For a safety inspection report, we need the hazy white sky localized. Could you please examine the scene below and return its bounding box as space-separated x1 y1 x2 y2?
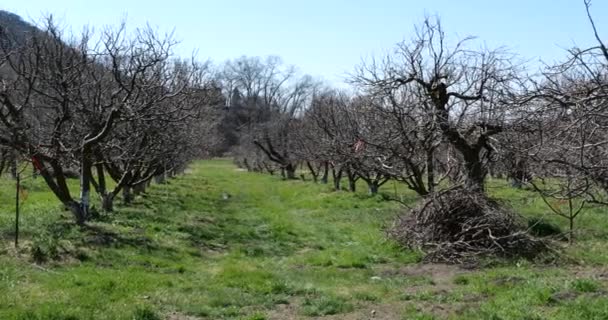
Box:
2 0 607 85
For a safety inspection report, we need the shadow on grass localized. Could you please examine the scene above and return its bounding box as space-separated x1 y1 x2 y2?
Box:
81 224 159 251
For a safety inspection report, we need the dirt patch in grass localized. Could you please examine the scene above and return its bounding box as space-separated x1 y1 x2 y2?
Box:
267 301 404 320
548 290 580 304
266 303 299 320
572 266 608 281
324 303 403 320
267 301 475 320
491 275 525 286
406 301 475 319
166 311 203 320
395 263 467 281
380 263 470 293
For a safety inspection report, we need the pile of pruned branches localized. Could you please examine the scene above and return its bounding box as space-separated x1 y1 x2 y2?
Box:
388 188 549 264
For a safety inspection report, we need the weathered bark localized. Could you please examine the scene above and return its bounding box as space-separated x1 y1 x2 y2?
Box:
34 156 87 225
98 161 133 212
432 86 494 193
77 110 121 216
462 150 487 192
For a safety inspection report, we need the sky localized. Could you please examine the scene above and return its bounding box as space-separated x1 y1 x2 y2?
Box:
2 0 607 85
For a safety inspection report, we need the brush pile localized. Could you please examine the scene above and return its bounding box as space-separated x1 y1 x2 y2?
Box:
388 188 548 263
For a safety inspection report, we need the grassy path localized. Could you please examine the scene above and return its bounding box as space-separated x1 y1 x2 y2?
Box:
1 159 608 319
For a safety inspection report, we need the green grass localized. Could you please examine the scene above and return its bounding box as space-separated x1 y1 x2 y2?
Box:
0 159 607 319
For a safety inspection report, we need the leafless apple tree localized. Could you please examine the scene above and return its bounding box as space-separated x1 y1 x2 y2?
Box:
0 18 218 224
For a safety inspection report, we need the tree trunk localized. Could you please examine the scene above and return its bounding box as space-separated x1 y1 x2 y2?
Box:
79 151 92 221
434 93 488 194
102 194 114 212
167 170 175 178
320 162 329 184
349 178 357 192
133 182 146 195
285 164 296 180
463 154 486 192
426 148 435 193
243 158 251 171
367 182 379 195
9 154 17 180
569 215 574 245
306 161 318 183
154 173 166 184
123 186 133 205
96 163 106 194
36 158 83 224
346 169 357 192
0 150 6 176
263 162 275 175
68 201 86 226
332 167 343 191
95 163 114 212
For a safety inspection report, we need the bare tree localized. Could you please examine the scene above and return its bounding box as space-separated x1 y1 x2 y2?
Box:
0 17 207 223
354 17 521 193
516 0 608 241
248 74 318 179
305 89 359 190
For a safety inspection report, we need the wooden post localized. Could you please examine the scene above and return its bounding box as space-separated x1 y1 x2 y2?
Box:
15 172 20 248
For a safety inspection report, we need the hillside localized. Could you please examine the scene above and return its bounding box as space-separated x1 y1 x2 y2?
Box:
0 159 607 319
0 10 37 47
